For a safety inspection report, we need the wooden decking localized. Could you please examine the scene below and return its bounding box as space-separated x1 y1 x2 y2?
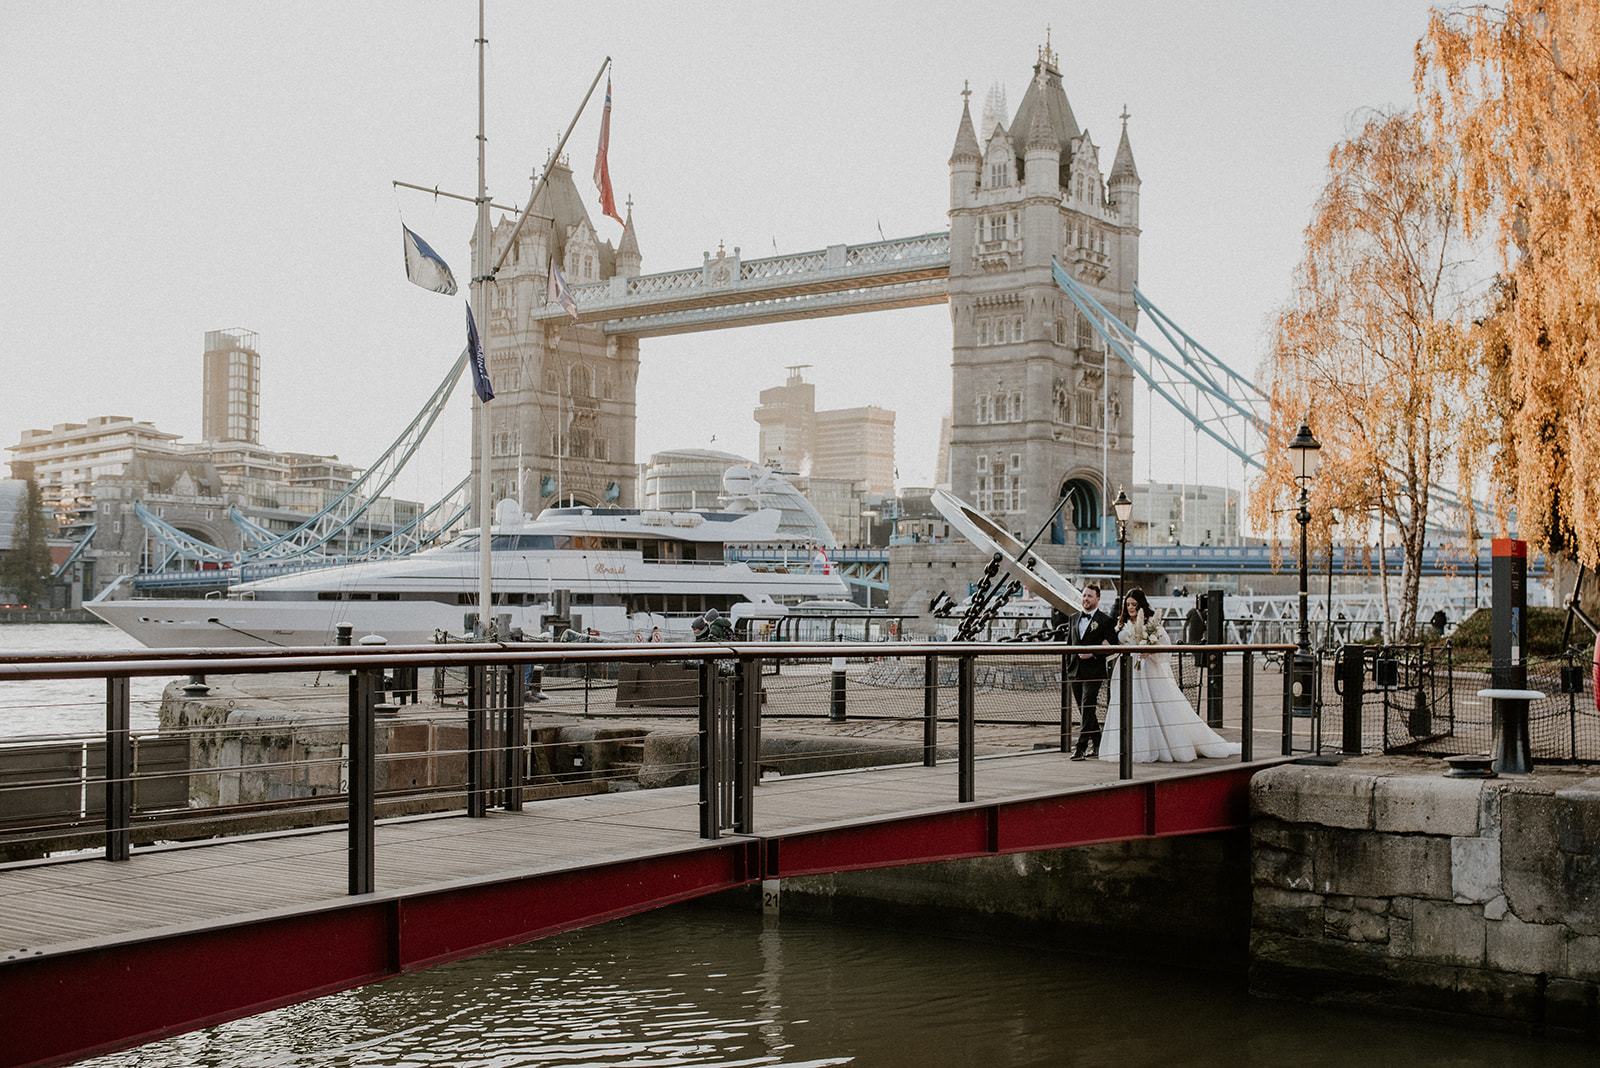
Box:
0 745 1260 959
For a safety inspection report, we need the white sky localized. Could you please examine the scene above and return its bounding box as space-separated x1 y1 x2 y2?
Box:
0 1 1446 508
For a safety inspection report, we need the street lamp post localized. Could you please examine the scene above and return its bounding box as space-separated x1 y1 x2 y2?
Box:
1112 488 1133 597
1287 423 1322 737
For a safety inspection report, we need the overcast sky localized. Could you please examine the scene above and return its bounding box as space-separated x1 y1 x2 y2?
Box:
0 1 1452 508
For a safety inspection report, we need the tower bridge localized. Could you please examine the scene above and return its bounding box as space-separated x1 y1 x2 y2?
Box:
530 232 951 337
478 39 1143 538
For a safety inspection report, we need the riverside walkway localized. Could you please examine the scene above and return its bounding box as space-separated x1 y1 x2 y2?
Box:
0 641 1295 1067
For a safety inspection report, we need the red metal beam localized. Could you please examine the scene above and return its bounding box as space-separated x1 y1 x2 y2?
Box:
0 764 1274 1068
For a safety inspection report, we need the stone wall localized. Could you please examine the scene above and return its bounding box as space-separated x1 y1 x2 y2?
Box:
749 831 1251 972
1251 760 1600 1036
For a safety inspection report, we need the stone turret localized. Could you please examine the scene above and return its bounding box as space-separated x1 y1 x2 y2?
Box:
1023 86 1059 199
615 200 641 278
1108 113 1140 226
949 85 982 211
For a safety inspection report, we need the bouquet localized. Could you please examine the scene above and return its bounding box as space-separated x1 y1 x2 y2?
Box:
1126 609 1165 646
1125 610 1166 667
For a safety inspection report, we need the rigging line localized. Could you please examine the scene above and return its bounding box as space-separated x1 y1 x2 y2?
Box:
206 619 291 648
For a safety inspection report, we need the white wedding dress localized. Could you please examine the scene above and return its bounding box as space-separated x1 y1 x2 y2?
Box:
1098 617 1241 763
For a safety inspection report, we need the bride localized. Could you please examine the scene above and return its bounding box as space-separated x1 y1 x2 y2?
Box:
1099 588 1242 763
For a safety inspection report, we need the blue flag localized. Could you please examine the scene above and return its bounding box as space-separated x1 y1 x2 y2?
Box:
466 303 494 402
401 225 458 295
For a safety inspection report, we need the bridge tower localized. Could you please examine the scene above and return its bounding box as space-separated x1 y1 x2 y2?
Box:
469 157 641 511
946 41 1138 546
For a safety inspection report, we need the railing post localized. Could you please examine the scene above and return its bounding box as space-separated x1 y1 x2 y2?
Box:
1059 652 1072 753
1204 589 1225 728
502 662 525 812
698 658 718 839
1206 644 1225 729
348 667 377 895
1282 653 1295 756
923 654 938 767
105 676 132 863
1119 650 1134 781
467 664 487 818
958 655 974 803
1240 650 1254 762
830 656 847 721
734 656 760 834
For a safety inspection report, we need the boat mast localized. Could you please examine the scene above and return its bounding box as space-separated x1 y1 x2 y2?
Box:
473 0 493 631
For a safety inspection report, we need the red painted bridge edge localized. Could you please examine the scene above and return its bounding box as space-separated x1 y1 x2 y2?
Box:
0 761 1272 1068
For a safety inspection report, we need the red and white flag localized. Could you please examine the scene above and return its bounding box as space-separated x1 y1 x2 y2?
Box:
593 77 623 227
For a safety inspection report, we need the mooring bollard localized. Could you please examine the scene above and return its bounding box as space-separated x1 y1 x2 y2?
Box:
335 621 354 675
1480 687 1543 776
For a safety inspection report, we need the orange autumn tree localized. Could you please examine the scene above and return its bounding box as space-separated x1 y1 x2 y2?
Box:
1252 110 1486 640
1418 2 1600 566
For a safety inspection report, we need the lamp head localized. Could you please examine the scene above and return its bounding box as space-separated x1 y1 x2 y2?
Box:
1287 423 1322 483
1112 487 1133 525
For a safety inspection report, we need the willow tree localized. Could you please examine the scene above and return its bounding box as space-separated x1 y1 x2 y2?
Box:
1418 2 1600 564
1252 110 1485 640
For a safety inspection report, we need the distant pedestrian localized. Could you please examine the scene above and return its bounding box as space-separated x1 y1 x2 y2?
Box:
1430 608 1447 637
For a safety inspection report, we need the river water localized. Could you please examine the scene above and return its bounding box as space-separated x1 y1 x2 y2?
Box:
0 623 168 739
8 623 1594 1065
75 906 1591 1067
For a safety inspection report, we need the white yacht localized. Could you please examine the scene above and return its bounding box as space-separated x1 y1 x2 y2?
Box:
88 495 847 648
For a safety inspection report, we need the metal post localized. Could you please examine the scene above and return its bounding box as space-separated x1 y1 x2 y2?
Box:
830 656 847 721
1341 646 1365 754
1118 523 1128 597
1205 589 1224 728
105 676 132 863
1118 649 1134 780
1293 486 1317 728
467 664 487 818
1240 651 1254 762
923 654 938 767
698 658 718 839
502 663 524 811
958 656 975 803
1060 652 1073 753
734 657 760 834
348 668 377 895
1282 655 1295 756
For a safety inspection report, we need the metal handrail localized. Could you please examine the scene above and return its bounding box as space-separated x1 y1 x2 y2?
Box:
1 641 1297 894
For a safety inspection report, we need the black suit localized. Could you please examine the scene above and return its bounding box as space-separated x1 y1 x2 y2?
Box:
1066 607 1120 756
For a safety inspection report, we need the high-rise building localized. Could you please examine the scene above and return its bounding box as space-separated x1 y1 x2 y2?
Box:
946 42 1139 545
754 366 816 474
202 328 261 444
814 406 894 494
753 367 895 494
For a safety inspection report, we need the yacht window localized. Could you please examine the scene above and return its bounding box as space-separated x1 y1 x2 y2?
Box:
317 592 340 601
489 534 558 551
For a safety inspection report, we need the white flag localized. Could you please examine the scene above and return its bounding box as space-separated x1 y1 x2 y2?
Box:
402 225 458 295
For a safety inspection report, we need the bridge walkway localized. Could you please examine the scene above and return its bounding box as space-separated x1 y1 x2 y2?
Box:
0 745 1284 1068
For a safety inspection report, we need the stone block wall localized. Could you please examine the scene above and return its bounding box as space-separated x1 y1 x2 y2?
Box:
1251 761 1600 1036
759 831 1251 972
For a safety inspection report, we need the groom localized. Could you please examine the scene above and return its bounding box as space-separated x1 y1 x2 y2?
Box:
1065 582 1120 760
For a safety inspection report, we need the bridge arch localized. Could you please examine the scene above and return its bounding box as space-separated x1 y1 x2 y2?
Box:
1052 477 1102 547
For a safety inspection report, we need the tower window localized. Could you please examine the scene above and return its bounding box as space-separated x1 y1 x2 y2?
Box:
989 162 1010 187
